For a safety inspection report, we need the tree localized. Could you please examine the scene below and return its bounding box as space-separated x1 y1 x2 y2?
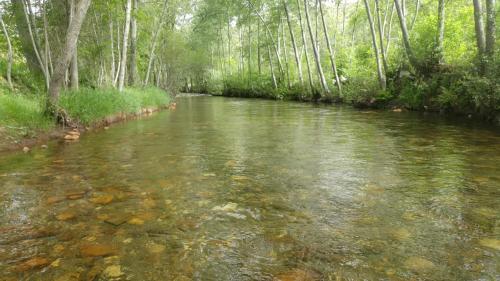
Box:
435 0 445 64
118 0 132 92
284 0 304 86
303 0 329 95
364 0 386 89
0 12 13 90
48 0 92 110
394 0 417 69
129 0 138 85
319 0 341 93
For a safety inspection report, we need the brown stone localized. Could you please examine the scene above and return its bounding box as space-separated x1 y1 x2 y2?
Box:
56 211 76 221
66 191 86 200
80 243 116 257
90 194 114 205
64 134 80 141
15 257 50 272
47 196 66 204
273 269 320 281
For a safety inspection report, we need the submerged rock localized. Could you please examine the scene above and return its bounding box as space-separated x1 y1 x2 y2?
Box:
56 211 76 221
128 218 145 225
15 257 51 272
90 194 114 205
273 269 320 281
22 147 30 153
212 202 238 212
404 257 435 272
80 243 116 257
479 239 500 251
104 265 123 278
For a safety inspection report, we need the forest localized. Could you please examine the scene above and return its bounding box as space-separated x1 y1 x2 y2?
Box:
0 0 499 137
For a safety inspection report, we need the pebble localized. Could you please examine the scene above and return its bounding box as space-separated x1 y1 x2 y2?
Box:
90 194 114 205
41 145 48 149
104 265 123 278
80 243 116 257
404 257 435 272
22 147 30 153
479 239 500 251
128 218 145 225
56 211 76 221
15 257 50 272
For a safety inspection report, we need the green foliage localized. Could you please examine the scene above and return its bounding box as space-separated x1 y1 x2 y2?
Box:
0 94 53 134
59 87 171 125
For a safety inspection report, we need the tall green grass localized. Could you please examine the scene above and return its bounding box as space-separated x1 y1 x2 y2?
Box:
59 87 171 125
0 94 53 134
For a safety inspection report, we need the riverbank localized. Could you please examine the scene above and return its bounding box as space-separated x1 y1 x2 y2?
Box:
203 70 500 125
0 87 172 153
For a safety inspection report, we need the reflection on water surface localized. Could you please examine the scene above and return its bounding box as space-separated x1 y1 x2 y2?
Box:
0 96 499 280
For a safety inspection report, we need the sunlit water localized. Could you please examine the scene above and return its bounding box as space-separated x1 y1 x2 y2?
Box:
1 95 499 281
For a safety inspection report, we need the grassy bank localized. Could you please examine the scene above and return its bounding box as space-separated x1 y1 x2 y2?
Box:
204 69 499 123
0 87 171 151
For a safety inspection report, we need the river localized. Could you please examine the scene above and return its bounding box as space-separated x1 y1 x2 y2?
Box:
1 95 499 280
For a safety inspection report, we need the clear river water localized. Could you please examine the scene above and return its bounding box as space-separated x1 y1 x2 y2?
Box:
0 95 499 281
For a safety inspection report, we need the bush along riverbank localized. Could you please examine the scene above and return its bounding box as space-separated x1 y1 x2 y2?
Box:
0 87 173 153
197 66 500 124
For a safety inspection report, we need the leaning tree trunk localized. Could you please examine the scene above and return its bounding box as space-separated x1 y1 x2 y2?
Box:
304 0 330 95
435 0 445 64
296 0 314 90
118 0 132 92
365 0 386 90
48 0 92 111
145 0 168 86
284 0 304 86
0 13 13 90
267 44 278 89
319 0 341 94
374 0 389 75
129 0 138 85
394 0 417 69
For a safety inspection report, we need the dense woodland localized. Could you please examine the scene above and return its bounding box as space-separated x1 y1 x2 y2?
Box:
0 0 498 128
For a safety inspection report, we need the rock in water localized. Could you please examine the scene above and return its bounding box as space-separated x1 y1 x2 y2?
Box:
56 211 76 221
479 239 500 251
404 257 435 272
64 134 79 141
15 257 50 272
273 269 320 281
80 244 116 257
104 265 123 278
90 194 114 205
22 147 30 153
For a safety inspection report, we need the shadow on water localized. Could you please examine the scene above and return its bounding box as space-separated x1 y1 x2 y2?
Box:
0 96 499 280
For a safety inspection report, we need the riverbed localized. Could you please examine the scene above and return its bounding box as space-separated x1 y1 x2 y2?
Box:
1 95 499 280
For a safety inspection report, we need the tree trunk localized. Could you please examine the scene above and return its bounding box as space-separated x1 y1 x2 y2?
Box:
374 0 389 75
364 0 386 89
110 21 116 85
435 0 445 64
118 0 132 92
69 0 79 90
319 0 341 94
304 0 329 94
296 0 314 90
48 0 91 110
21 0 50 90
394 0 417 69
129 0 138 85
473 0 486 58
485 0 496 58
145 0 168 85
247 0 285 76
284 0 304 86
410 0 420 31
0 13 13 90
267 44 278 89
